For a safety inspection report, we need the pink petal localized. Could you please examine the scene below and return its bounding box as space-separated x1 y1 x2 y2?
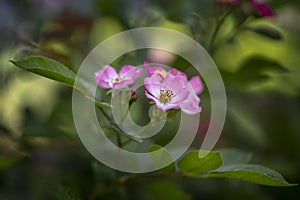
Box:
119 65 135 76
144 82 162 98
171 88 190 104
144 74 166 98
131 68 143 81
120 65 143 81
145 91 158 102
157 102 180 111
144 74 182 111
189 76 204 95
180 82 202 115
251 1 274 17
181 100 202 115
144 61 166 75
149 73 163 83
94 65 118 88
163 74 188 95
113 79 134 89
170 68 187 79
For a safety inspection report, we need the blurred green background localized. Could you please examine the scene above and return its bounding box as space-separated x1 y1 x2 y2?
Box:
0 0 300 199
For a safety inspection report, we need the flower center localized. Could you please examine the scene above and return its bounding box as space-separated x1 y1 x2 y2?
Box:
114 77 121 82
159 89 174 104
154 70 168 78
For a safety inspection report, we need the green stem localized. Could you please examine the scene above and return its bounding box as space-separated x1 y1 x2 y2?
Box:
97 172 209 198
208 10 233 55
97 106 123 148
98 107 112 122
117 133 122 148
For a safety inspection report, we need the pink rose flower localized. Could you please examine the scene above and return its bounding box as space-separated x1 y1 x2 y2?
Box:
144 61 203 114
216 0 274 17
95 65 143 89
144 73 190 112
251 0 273 17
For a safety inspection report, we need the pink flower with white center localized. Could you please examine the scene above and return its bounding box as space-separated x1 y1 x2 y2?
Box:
144 74 190 112
95 65 143 89
144 61 203 114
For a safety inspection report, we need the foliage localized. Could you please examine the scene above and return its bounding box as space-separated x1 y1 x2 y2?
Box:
1 0 300 199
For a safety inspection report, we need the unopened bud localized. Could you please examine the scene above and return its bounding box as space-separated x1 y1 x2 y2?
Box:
129 90 138 105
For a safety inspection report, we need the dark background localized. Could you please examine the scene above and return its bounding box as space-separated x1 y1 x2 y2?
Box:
0 0 300 199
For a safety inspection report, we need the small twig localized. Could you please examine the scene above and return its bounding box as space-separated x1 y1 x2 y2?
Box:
97 106 123 148
97 107 112 122
117 133 122 148
208 10 233 54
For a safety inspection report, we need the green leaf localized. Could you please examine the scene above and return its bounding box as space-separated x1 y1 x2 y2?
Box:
85 95 111 108
240 56 288 74
218 148 252 167
10 55 84 92
222 56 289 91
178 150 223 175
11 56 111 108
0 156 22 170
237 56 288 83
208 164 296 187
150 145 175 173
247 26 282 40
148 181 191 200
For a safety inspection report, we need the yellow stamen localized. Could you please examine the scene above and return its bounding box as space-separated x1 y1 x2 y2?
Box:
154 70 168 78
159 89 173 104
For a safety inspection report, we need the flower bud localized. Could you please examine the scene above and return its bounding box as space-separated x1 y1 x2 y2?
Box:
129 90 138 105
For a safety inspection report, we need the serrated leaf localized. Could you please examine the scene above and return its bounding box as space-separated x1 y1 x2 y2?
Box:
10 55 84 92
208 164 296 187
178 150 223 175
150 145 175 173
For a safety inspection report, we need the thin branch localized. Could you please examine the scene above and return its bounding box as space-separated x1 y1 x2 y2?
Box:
97 107 112 122
208 10 233 54
97 107 123 148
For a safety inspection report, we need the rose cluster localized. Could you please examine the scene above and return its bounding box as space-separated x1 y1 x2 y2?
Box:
94 62 203 115
216 0 273 17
